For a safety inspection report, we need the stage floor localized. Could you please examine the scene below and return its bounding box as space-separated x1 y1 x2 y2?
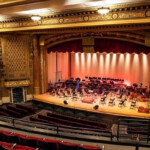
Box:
34 93 150 119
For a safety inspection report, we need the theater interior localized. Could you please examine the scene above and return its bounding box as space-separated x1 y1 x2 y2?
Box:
0 0 150 150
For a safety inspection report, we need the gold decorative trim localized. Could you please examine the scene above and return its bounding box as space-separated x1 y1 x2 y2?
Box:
44 32 147 49
5 80 30 88
0 8 150 32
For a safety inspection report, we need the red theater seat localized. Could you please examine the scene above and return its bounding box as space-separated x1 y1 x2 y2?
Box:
59 142 78 150
38 139 58 150
18 136 38 147
13 145 35 150
79 145 101 150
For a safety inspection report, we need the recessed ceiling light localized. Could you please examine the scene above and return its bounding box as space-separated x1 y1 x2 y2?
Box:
31 15 41 21
97 8 110 15
0 15 10 22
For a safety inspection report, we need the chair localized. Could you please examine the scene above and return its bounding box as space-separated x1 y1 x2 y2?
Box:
108 98 115 106
38 140 58 150
78 145 101 150
59 142 78 150
100 97 106 105
130 101 136 109
1 133 19 143
19 136 38 147
0 145 9 150
118 99 127 107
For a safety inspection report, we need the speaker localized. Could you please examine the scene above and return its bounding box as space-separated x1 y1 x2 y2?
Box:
93 105 99 110
63 100 68 105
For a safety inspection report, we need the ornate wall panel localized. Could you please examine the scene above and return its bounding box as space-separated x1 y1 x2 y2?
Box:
2 35 30 80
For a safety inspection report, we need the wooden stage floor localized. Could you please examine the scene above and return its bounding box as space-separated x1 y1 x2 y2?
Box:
34 93 150 119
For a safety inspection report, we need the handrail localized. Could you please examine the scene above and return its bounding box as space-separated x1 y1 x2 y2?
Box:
118 118 149 122
0 114 150 144
0 115 113 141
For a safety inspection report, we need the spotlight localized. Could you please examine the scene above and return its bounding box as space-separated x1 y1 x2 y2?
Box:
63 100 68 105
93 105 99 110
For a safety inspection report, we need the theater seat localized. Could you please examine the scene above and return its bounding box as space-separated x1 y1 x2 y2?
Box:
38 139 58 150
0 145 9 150
59 142 78 150
19 136 38 147
1 133 19 143
78 145 101 150
14 144 36 150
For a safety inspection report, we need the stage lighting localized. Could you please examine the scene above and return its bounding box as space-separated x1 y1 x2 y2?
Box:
93 105 99 110
63 100 68 105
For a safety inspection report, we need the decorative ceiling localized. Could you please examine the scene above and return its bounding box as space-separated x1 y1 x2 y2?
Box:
0 0 149 21
0 0 150 49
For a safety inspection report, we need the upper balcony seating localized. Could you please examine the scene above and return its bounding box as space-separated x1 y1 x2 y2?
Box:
0 130 102 150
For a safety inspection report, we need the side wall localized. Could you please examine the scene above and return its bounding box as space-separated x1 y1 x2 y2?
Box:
0 35 34 103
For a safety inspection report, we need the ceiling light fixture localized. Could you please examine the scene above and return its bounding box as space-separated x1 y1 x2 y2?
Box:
97 7 110 15
31 15 41 21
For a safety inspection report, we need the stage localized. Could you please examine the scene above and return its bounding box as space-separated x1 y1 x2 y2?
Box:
34 93 150 119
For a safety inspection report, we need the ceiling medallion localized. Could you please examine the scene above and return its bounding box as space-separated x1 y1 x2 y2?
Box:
145 10 150 17
112 13 118 19
59 18 64 23
83 16 89 21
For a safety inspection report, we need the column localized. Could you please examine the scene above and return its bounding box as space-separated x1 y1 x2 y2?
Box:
40 36 48 93
33 36 40 95
40 45 45 93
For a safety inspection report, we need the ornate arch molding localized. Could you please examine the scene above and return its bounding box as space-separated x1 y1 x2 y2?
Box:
44 32 148 49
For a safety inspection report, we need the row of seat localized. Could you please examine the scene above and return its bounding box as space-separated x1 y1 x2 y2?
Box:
35 114 108 131
0 141 35 150
0 104 34 118
30 111 110 132
0 130 101 150
47 112 107 129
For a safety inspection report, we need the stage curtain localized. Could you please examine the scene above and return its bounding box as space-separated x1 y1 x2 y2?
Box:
71 53 150 86
48 52 69 83
48 40 82 53
48 38 150 54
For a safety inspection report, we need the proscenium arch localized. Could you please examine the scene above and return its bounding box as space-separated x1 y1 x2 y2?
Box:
43 31 149 51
